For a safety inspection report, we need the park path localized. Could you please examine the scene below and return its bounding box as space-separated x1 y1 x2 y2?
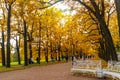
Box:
0 62 99 80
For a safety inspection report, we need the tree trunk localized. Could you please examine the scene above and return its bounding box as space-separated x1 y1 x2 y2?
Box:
58 42 61 61
37 23 42 64
1 29 5 66
28 33 32 58
29 43 32 58
99 38 110 61
6 4 12 68
55 43 57 61
45 41 48 62
16 35 21 65
37 42 41 64
23 20 28 66
45 25 49 62
50 41 53 60
99 18 118 61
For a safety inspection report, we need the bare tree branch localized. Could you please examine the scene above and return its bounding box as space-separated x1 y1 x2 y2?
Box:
4 0 16 11
76 0 96 15
90 0 100 17
101 0 105 18
107 5 116 26
4 0 9 10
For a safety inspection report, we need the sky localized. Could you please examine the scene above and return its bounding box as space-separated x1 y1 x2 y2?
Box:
53 2 76 15
54 2 70 11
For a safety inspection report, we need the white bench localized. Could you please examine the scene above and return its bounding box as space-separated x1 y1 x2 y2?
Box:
71 60 103 77
72 60 101 69
103 71 120 79
107 61 120 72
71 60 120 79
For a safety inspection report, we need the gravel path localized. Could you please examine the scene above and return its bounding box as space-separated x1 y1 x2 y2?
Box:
0 62 99 80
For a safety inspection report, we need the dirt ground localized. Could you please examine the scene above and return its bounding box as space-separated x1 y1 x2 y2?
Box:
0 62 100 80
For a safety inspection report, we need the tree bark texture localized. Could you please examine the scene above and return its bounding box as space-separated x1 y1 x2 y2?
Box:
1 30 5 66
16 36 21 65
6 4 12 68
23 20 28 66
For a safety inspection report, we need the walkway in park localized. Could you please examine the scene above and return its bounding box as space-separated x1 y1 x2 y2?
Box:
0 62 99 80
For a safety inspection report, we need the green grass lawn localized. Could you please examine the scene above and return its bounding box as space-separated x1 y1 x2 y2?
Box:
0 60 46 66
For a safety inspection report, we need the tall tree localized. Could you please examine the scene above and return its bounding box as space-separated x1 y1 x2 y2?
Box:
1 29 5 66
0 0 6 66
76 0 118 61
115 0 120 37
4 0 15 67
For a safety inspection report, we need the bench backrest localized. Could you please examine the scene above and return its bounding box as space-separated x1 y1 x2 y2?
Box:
73 60 101 70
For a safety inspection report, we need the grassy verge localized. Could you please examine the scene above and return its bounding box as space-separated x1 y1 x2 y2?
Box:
0 60 67 73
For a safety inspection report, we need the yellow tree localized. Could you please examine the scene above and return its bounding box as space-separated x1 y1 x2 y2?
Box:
4 0 16 67
109 12 119 51
75 0 118 61
39 7 63 62
115 0 120 36
0 0 6 66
